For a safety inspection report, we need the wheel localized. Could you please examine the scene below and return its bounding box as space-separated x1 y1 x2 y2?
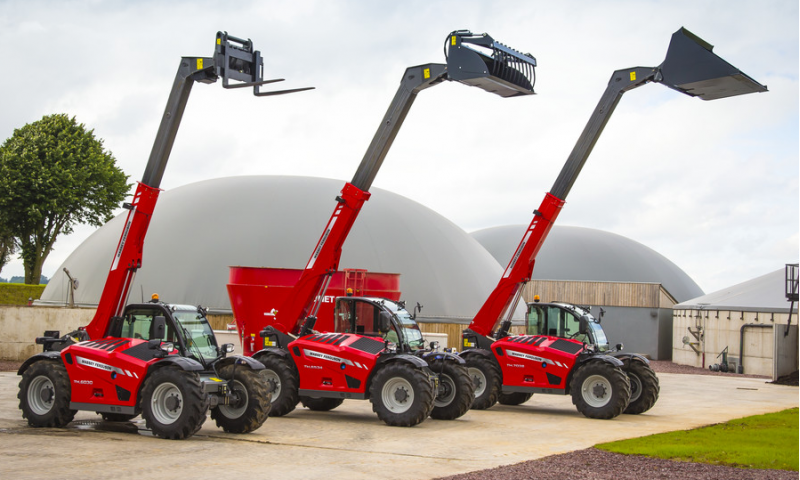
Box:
18 361 76 428
210 365 271 433
464 356 501 410
623 361 660 415
498 392 533 406
99 413 138 422
300 396 344 411
428 360 475 420
570 361 631 419
369 363 434 427
255 354 299 417
141 367 208 440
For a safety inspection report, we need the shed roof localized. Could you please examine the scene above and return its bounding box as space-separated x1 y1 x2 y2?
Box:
676 269 798 313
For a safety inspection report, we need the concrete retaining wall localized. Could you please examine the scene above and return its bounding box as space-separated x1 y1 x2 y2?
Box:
0 305 95 361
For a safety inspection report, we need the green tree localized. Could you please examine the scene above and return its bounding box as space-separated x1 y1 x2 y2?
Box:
0 114 130 284
0 233 15 274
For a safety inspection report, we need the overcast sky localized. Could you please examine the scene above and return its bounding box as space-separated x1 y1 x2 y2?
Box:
1 0 797 294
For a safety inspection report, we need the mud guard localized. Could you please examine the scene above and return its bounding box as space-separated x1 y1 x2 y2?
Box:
419 350 465 365
17 351 62 375
149 356 205 372
215 355 265 371
608 352 650 366
458 348 494 362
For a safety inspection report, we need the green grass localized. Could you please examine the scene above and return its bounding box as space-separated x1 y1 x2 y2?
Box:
0 283 46 305
597 408 799 471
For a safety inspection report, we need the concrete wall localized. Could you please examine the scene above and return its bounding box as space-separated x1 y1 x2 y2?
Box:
672 308 797 379
0 305 95 361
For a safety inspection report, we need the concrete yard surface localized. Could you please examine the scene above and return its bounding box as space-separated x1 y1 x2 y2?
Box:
0 372 796 480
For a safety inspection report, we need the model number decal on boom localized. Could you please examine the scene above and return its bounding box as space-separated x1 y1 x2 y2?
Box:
505 350 566 369
302 349 368 369
76 356 139 378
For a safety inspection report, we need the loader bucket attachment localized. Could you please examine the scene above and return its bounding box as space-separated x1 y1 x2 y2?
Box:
657 27 767 100
445 30 536 97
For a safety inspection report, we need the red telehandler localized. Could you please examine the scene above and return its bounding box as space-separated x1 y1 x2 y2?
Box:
243 30 537 426
17 32 311 439
460 28 767 419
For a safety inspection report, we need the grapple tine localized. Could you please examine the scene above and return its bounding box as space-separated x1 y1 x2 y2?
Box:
657 27 767 100
445 31 537 97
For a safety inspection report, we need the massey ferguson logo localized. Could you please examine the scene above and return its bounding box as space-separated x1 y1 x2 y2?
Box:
302 349 367 369
76 356 139 378
506 350 566 369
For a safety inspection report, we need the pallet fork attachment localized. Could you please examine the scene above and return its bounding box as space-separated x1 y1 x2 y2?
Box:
215 31 314 96
85 31 312 340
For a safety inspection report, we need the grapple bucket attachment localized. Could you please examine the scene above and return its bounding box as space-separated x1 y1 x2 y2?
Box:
446 30 536 97
657 27 767 100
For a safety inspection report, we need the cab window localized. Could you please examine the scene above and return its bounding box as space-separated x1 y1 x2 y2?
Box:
120 309 176 342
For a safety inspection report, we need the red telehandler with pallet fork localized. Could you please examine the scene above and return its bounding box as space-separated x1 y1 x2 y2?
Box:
460 27 767 419
243 30 537 426
17 32 311 439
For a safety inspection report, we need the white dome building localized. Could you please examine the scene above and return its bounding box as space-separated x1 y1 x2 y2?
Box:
42 176 514 330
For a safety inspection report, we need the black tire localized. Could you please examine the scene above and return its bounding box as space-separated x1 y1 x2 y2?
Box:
498 392 533 406
369 363 435 427
428 360 475 420
256 354 299 417
18 361 76 428
210 365 271 433
141 367 208 440
300 396 344 411
570 361 631 420
464 356 502 410
99 413 138 422
623 361 660 415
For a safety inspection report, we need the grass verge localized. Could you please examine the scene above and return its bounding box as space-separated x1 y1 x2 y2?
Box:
0 283 45 305
597 408 799 471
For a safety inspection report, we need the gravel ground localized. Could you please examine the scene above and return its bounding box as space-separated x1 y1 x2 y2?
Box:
3 358 796 479
434 360 797 480
433 448 798 480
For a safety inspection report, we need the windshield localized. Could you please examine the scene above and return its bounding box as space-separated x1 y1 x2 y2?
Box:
394 309 425 350
172 308 218 361
587 321 609 351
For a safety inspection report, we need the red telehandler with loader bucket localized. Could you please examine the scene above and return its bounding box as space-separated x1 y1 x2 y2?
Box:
235 30 537 426
17 32 312 439
460 27 767 419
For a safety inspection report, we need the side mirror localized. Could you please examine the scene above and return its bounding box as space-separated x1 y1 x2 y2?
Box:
579 315 590 335
151 315 166 340
378 311 392 333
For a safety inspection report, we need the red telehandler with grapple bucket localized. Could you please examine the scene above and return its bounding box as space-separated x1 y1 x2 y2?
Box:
460 27 767 419
17 32 311 439
238 30 537 426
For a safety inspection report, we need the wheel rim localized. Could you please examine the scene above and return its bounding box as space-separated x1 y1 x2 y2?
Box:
627 372 642 403
28 376 55 415
468 367 486 398
217 379 248 419
151 382 183 425
581 374 612 408
261 369 281 403
434 373 456 407
381 377 414 414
